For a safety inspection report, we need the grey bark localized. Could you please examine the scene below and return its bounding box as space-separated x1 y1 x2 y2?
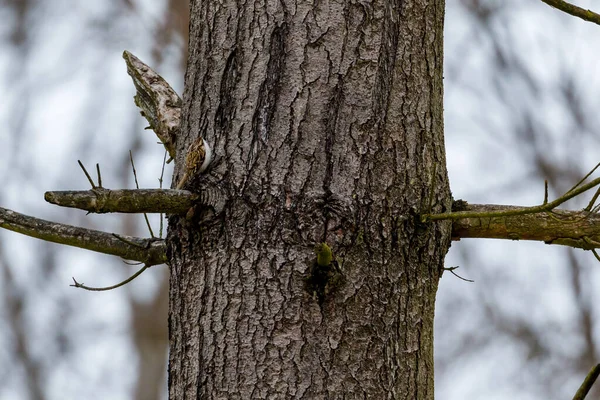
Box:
168 0 450 398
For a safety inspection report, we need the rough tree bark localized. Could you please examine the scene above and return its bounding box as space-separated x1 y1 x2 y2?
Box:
167 0 450 398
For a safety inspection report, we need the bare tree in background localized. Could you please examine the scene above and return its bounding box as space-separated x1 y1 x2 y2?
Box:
3 0 600 399
0 0 189 399
437 1 600 399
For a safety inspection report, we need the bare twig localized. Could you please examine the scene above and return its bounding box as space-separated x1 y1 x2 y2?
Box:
0 206 166 265
129 150 154 237
96 163 102 188
159 150 167 238
586 187 600 212
159 150 167 189
573 363 600 400
71 264 149 291
567 162 600 195
424 166 600 222
78 160 97 188
540 0 600 26
443 266 474 283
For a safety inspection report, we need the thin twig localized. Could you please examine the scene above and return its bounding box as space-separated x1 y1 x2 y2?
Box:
78 160 96 188
129 150 154 238
544 180 549 205
443 266 474 283
70 264 149 291
591 249 600 263
540 0 600 26
586 186 600 212
583 238 600 261
424 166 600 221
567 162 600 195
96 163 102 188
573 363 600 400
159 150 167 238
543 209 587 225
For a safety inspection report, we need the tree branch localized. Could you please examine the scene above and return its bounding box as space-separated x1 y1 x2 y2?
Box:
424 173 600 222
123 50 180 162
452 204 600 250
540 0 600 25
0 206 167 265
45 188 198 214
573 363 600 400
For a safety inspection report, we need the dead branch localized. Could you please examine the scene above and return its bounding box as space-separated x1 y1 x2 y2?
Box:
129 150 155 237
0 206 166 265
44 189 198 214
452 204 600 250
123 50 180 162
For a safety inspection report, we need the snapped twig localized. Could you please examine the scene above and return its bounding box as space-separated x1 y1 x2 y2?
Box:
96 163 102 188
586 188 600 212
567 162 600 195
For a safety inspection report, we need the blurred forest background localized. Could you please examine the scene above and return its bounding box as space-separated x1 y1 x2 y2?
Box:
1 0 600 399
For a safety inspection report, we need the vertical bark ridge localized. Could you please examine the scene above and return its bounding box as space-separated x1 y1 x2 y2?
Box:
248 24 286 174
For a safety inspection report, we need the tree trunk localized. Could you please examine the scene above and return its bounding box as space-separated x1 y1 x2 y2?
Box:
167 0 450 398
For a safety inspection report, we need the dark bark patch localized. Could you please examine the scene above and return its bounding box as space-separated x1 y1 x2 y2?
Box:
215 48 238 133
323 78 343 195
372 0 404 129
305 260 345 306
248 24 287 167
